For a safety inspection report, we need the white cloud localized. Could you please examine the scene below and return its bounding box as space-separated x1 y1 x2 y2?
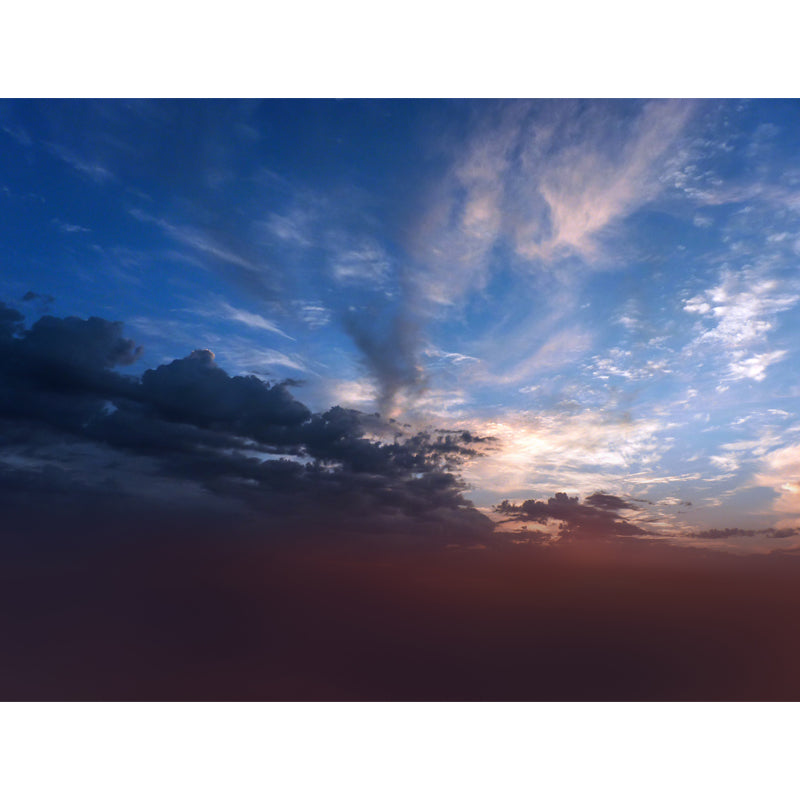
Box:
237 347 307 373
330 240 392 286
187 299 293 341
53 219 91 234
684 267 798 383
263 211 312 247
216 301 294 340
727 350 787 382
423 346 480 366
684 271 798 350
710 454 739 473
589 348 672 382
754 441 800 527
294 302 331 329
326 378 379 410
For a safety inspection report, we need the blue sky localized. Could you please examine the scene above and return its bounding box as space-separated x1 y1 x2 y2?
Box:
2 99 800 549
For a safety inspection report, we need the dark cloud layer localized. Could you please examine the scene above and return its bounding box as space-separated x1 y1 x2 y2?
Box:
495 491 650 540
0 301 490 538
689 527 799 540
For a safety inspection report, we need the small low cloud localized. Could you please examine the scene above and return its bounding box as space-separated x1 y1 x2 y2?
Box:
22 291 55 304
495 491 650 541
727 350 787 382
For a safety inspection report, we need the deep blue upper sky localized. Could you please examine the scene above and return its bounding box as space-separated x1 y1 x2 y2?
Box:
2 99 800 548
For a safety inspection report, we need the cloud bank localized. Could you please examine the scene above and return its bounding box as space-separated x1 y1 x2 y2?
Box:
0 301 491 540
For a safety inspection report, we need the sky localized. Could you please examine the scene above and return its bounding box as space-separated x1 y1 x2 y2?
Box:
2 99 800 554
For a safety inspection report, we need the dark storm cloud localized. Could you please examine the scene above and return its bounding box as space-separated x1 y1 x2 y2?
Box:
0 307 143 434
0 303 24 336
584 492 637 511
688 527 799 540
0 302 491 538
139 349 311 430
496 491 650 540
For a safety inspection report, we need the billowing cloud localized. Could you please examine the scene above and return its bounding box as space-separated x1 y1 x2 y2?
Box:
0 302 492 539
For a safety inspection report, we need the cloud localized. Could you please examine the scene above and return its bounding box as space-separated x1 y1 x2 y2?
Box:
130 209 263 273
461 408 669 500
684 270 798 351
195 300 294 340
385 101 695 410
330 239 392 287
408 100 696 307
21 290 55 304
294 302 330 329
52 219 91 234
514 101 695 261
683 267 798 384
0 303 24 336
263 210 313 247
495 491 650 541
0 301 493 540
343 307 425 417
1 123 32 147
495 327 594 386
226 344 310 375
588 348 672 383
754 441 800 527
727 350 788 382
688 527 799 540
46 142 115 183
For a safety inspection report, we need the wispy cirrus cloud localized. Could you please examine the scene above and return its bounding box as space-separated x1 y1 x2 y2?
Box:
46 142 115 183
330 239 393 287
129 209 263 273
52 219 91 234
491 326 594 386
407 100 697 308
214 301 293 340
1 123 32 147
